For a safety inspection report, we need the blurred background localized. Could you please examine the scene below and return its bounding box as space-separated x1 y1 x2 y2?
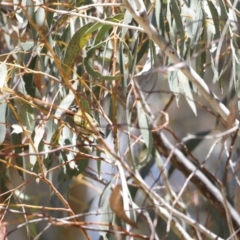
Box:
0 0 240 239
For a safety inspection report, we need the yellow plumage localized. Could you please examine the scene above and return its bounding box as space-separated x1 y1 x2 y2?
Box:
68 105 104 137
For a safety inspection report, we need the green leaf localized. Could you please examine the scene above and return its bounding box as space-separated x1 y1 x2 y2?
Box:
119 40 132 90
99 177 115 209
195 26 206 79
11 132 23 177
169 70 180 105
154 0 163 35
62 22 95 77
63 14 124 79
205 1 219 37
189 1 203 47
92 14 124 45
129 34 139 75
177 70 197 115
83 15 124 80
0 102 7 144
218 0 228 20
171 0 185 54
136 37 149 64
23 56 41 98
126 89 136 168
99 179 115 239
234 50 240 98
84 41 121 80
136 103 153 167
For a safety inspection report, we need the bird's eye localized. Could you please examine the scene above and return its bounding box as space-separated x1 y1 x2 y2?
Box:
69 105 79 112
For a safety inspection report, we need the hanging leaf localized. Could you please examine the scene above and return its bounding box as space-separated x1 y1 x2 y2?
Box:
63 14 124 79
62 22 95 77
109 184 138 229
177 70 197 115
0 62 7 88
84 41 121 80
136 103 153 166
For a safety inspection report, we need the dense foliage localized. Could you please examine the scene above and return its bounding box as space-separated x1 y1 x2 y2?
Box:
0 0 240 239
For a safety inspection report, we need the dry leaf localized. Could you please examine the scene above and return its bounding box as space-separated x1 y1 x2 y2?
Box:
109 184 138 229
226 102 236 130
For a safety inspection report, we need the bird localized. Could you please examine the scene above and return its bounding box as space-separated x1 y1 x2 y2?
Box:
67 105 104 138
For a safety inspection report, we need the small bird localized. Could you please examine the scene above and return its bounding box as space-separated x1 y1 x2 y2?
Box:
67 105 104 138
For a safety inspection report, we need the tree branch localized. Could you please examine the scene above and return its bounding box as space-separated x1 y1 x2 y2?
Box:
123 0 239 127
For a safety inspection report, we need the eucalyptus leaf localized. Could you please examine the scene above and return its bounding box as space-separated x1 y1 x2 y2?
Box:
0 62 7 88
62 22 95 77
177 70 197 116
84 41 121 80
0 102 7 144
136 104 153 166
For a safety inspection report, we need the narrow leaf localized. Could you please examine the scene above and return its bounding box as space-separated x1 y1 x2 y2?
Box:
62 22 94 77
84 42 121 80
109 185 138 228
